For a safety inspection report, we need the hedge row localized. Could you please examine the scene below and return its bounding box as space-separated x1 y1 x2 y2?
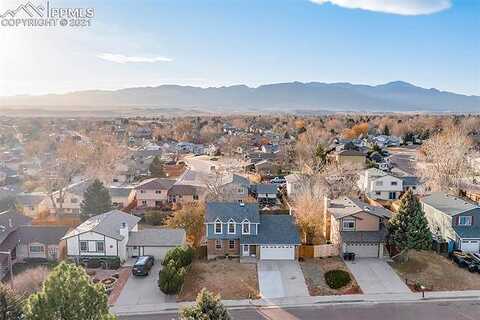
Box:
158 246 193 294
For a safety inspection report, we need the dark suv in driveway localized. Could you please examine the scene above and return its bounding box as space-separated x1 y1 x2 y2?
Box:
132 255 155 276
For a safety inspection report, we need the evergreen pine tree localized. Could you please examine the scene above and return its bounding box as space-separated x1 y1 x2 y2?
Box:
383 125 391 136
80 179 112 219
180 289 231 320
149 156 166 177
388 189 432 257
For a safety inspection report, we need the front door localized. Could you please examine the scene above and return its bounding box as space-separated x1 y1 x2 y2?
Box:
242 245 250 256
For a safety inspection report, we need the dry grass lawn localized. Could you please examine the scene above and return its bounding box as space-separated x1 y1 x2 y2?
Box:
178 259 259 301
390 250 480 291
300 257 361 295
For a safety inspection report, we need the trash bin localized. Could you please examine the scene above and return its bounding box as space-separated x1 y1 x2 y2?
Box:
343 252 350 261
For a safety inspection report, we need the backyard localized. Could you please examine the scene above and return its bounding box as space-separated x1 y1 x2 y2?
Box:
178 259 259 301
300 257 361 295
389 250 480 291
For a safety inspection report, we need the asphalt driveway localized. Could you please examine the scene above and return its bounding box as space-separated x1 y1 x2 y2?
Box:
345 258 410 294
257 260 309 298
114 262 175 308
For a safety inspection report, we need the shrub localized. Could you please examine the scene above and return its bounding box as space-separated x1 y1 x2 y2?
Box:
144 210 168 226
324 270 351 289
13 266 50 296
163 246 193 268
158 261 185 294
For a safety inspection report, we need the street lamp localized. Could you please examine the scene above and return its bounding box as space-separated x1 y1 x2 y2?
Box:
0 251 13 290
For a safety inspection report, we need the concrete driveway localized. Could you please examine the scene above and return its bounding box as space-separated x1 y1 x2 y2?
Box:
257 260 309 298
115 262 175 307
345 258 410 294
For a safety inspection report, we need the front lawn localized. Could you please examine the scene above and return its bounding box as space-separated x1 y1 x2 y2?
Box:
300 257 361 295
178 259 259 301
389 250 480 291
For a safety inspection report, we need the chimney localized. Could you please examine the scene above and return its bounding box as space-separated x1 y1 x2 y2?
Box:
119 222 129 241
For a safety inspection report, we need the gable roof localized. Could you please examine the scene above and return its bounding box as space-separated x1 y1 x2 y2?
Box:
0 225 70 252
206 202 260 223
168 184 205 196
328 197 392 219
109 187 133 198
64 179 93 196
254 183 278 194
127 228 186 247
241 214 300 245
134 178 175 190
62 210 140 241
0 211 32 244
421 192 479 216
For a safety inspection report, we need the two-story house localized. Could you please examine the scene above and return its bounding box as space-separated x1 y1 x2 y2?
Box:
205 202 300 260
62 209 186 262
357 168 403 200
134 178 175 208
251 184 278 205
214 174 251 202
421 192 480 253
325 197 392 258
43 179 93 215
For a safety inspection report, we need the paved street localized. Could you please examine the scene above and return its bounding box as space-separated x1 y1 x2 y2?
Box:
345 258 410 294
118 300 480 320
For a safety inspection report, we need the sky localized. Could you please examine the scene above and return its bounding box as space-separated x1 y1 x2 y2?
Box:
0 0 479 96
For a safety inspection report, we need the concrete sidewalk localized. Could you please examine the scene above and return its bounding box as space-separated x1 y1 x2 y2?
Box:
111 290 480 316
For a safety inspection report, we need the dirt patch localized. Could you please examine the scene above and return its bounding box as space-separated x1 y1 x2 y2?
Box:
300 257 361 295
178 259 259 301
389 250 480 291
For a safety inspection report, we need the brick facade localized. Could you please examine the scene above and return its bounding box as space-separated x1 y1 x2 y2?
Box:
207 239 240 259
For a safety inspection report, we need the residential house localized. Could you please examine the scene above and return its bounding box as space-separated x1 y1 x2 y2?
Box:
252 184 278 205
215 174 251 202
43 179 93 215
62 209 186 262
205 202 300 260
15 192 48 218
134 178 175 208
0 210 67 278
285 174 302 198
325 197 392 258
331 150 367 168
421 192 480 253
109 187 135 209
357 168 403 200
167 184 206 204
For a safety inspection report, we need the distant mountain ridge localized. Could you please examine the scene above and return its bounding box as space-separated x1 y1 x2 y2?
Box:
1 81 478 112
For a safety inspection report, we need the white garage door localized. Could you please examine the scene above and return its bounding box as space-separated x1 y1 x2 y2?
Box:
142 247 173 262
260 245 295 260
461 240 480 253
345 243 379 258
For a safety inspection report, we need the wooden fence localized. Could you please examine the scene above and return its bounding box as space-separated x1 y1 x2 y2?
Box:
299 244 339 258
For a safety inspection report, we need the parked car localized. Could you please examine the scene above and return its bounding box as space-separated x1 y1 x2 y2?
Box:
270 176 286 185
132 255 155 276
467 253 480 273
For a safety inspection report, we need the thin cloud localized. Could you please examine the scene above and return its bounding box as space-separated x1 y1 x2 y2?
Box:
97 53 173 64
310 0 452 15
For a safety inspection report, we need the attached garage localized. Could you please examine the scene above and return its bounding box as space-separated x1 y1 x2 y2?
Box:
344 242 380 258
127 228 186 262
460 240 480 253
260 245 295 260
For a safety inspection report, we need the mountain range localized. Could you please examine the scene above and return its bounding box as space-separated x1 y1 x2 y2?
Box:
1 81 478 113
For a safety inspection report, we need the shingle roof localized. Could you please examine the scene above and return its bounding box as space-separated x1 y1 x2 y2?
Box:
254 184 278 194
206 202 260 223
0 225 70 251
15 193 47 206
66 179 93 196
453 226 480 239
421 192 479 216
328 197 392 219
341 224 388 243
127 228 186 247
134 178 175 190
0 210 32 244
109 187 133 198
168 184 205 196
401 176 419 187
241 214 300 245
62 210 140 241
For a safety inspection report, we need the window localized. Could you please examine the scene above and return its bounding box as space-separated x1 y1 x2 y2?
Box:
155 190 161 194
375 191 381 195
242 221 250 235
193 194 199 200
80 241 88 252
458 216 472 226
96 241 105 252
140 190 146 194
229 240 235 249
215 220 222 234
228 220 236 234
142 200 147 205
391 181 398 186
29 245 44 253
215 239 222 249
342 219 355 231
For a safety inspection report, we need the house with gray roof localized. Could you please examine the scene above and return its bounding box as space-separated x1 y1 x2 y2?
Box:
62 210 185 262
205 202 300 260
326 197 392 258
421 192 480 253
109 187 135 209
251 183 279 205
